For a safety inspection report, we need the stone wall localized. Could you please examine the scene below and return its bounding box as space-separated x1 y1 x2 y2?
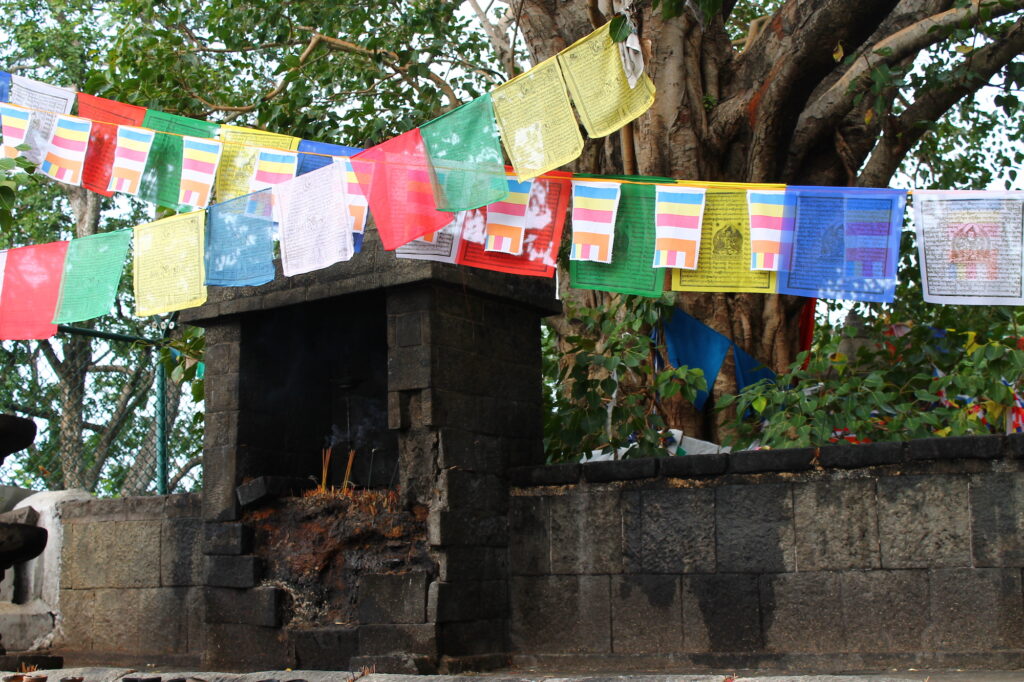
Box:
507 434 1024 672
54 494 203 668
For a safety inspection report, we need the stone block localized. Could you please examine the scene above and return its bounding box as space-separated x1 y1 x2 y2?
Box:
907 435 1002 462
439 546 507 582
508 496 549 576
121 495 167 521
56 588 95 651
509 575 610 654
161 518 202 586
794 479 880 570
429 510 507 547
761 572 843 653
549 491 622 574
206 372 241 412
358 623 437 656
202 522 253 556
729 448 815 473
358 572 429 624
878 475 971 569
60 498 126 522
205 586 282 627
582 458 658 482
842 570 929 653
68 520 162 589
204 341 241 371
659 454 728 478
622 492 643 573
235 476 315 508
349 653 436 675
927 568 1024 651
439 469 506 513
682 573 762 653
634 488 715 574
204 555 261 589
819 441 905 469
394 311 426 347
437 428 506 474
137 587 192 655
204 410 240 448
438 619 507 656
292 626 358 670
971 473 1024 567
387 345 432 391
0 506 38 525
204 622 295 671
508 463 581 487
716 483 794 573
91 587 141 652
163 493 201 518
610 575 682 654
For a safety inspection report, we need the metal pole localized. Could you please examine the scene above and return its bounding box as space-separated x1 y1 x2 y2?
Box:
156 362 167 494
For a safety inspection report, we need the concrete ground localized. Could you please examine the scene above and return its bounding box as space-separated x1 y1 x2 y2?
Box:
8 669 1024 682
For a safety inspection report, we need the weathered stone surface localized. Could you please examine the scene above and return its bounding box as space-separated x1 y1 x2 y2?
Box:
633 489 715 574
438 546 508 582
508 496 549 576
162 518 202 586
204 555 261 589
794 480 879 571
729 448 815 474
716 484 794 573
358 573 429 624
56 588 95 651
292 626 358 670
970 472 1024 567
137 587 194 655
507 463 581 487
927 568 1024 650
550 491 622 575
358 623 437 656
202 522 253 556
428 510 507 547
205 586 282 627
907 435 1002 461
439 469 506 513
819 441 905 469
235 476 316 509
509 576 610 654
91 587 141 653
64 520 162 589
204 623 295 671
842 570 929 653
659 453 728 478
682 574 762 653
582 458 658 483
610 575 682 654
761 572 843 653
437 618 506 656
877 476 971 569
428 580 507 623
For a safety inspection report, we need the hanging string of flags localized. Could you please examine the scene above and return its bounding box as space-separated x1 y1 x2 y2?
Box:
0 21 1022 343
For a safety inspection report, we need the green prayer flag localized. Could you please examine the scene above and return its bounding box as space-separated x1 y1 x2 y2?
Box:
53 229 133 324
420 94 508 211
570 175 670 298
138 111 219 212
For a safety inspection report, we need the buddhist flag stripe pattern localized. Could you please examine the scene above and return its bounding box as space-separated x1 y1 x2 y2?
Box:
179 136 223 209
485 179 532 255
108 126 156 195
41 115 92 186
654 186 706 269
250 149 299 192
570 180 621 264
0 104 31 159
748 190 795 271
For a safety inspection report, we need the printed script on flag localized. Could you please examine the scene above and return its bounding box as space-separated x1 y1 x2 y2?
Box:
53 229 132 324
216 125 299 202
570 180 622 264
275 161 354 277
914 190 1024 306
40 115 91 186
557 22 656 138
108 126 156 195
491 57 583 181
9 75 75 165
133 212 208 317
653 186 706 269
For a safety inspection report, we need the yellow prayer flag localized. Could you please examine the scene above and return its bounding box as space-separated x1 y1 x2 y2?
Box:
671 189 779 293
133 211 208 316
491 56 583 181
215 125 300 202
557 23 656 138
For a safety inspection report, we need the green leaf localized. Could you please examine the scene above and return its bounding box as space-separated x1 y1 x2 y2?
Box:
609 15 631 43
752 396 767 413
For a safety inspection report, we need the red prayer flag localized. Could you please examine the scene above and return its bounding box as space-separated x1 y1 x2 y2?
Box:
456 171 571 277
0 242 70 340
76 93 148 198
352 129 451 250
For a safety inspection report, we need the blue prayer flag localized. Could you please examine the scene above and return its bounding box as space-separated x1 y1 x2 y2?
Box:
0 72 10 103
205 189 276 287
296 139 362 176
663 309 732 411
733 344 776 391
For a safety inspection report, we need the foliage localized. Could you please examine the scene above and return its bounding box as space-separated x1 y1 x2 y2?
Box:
544 296 706 461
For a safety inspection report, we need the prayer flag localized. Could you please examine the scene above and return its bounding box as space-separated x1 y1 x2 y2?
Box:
205 190 276 287
557 22 656 138
484 179 532 255
76 93 148 197
133 211 207 316
338 157 369 253
457 171 571 278
0 72 9 103
491 56 583 180
0 241 70 340
40 114 92 186
396 214 463 264
775 186 906 302
352 129 451 250
653 186 706 269
747 189 796 271
107 126 156 195
420 94 508 211
249 148 298 192
570 180 622 263
0 103 32 159
296 139 362 175
734 344 776 391
139 110 219 211
913 190 1024 305
663 309 732 411
179 136 223 209
216 125 300 202
53 229 132 324
9 75 75 165
275 161 354 276
570 175 666 297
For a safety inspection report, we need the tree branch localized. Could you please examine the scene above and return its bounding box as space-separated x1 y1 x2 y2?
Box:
167 453 202 492
467 0 518 78
858 16 1024 186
